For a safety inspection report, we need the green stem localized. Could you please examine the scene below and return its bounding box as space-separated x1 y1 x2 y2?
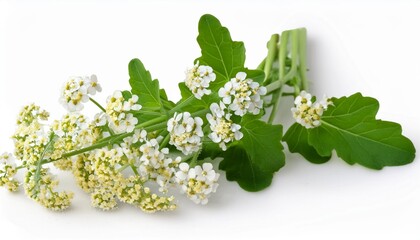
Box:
144 122 167 133
263 34 280 84
118 164 130 172
265 80 282 93
33 135 55 193
268 30 290 124
277 30 299 84
89 97 106 113
267 28 307 124
16 165 25 170
130 165 139 176
135 115 168 130
61 120 169 159
191 108 210 118
62 141 109 159
169 96 195 115
189 150 201 167
159 133 171 150
298 28 308 91
60 108 209 160
278 31 290 82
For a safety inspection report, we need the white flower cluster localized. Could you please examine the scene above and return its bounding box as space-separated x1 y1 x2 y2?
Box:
291 91 331 128
0 153 19 192
175 162 219 205
218 72 267 116
206 102 243 150
13 104 50 165
51 113 104 170
60 75 102 112
105 91 142 133
185 63 216 99
167 112 204 155
137 134 181 193
52 113 89 138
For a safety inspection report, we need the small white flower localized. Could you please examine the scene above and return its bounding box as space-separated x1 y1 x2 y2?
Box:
87 74 102 95
130 129 147 144
167 112 204 155
175 162 189 182
318 94 332 110
93 113 107 127
209 102 226 119
294 90 312 107
185 63 216 99
218 72 266 116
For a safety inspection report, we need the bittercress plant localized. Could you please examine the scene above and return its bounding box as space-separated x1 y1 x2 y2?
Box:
0 14 415 212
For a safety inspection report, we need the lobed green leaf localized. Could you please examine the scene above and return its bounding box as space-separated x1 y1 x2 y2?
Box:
284 93 416 169
219 115 285 191
196 14 246 91
129 58 162 109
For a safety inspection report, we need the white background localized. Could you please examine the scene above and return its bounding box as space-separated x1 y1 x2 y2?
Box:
1 0 420 239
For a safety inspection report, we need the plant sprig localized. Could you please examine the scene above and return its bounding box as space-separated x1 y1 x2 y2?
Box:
0 14 415 212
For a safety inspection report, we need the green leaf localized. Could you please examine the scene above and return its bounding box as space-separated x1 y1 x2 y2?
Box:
241 115 285 172
129 58 162 108
219 115 285 191
159 88 176 110
197 14 245 91
219 145 274 192
243 69 265 84
307 93 416 169
283 123 331 164
199 141 222 160
121 90 132 100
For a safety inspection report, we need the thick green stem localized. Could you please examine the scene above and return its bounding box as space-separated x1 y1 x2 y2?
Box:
263 34 280 84
267 28 308 124
268 30 290 124
298 28 308 91
265 80 282 94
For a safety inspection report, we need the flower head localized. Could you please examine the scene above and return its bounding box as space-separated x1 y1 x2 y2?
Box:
185 63 216 99
291 91 332 128
167 112 204 155
0 153 19 192
206 102 243 150
105 91 142 133
218 72 267 116
24 167 74 211
175 162 219 205
60 75 101 112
